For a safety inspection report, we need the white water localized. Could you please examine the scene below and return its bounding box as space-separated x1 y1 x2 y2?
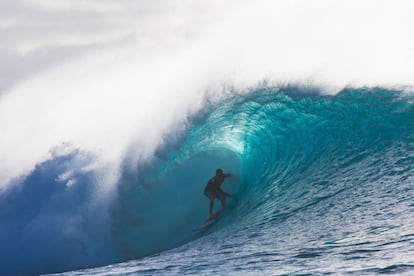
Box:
1 0 414 190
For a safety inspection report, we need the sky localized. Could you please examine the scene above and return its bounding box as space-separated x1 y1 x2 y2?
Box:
1 0 414 189
0 0 240 93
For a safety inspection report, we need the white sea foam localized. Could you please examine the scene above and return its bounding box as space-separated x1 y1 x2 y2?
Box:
1 0 414 188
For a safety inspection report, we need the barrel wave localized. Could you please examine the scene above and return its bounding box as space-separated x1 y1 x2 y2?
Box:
2 87 414 275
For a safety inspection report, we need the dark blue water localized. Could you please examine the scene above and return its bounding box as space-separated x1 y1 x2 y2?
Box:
2 88 414 275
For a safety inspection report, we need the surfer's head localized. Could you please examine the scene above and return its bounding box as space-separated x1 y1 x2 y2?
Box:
216 169 223 176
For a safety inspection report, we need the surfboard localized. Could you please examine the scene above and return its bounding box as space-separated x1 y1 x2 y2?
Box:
192 211 221 232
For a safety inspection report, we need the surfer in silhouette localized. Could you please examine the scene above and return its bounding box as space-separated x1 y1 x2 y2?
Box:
204 169 232 220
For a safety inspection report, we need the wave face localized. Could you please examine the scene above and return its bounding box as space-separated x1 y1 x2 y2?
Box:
2 87 414 275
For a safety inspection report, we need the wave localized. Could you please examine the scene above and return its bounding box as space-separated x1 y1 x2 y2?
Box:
1 87 414 275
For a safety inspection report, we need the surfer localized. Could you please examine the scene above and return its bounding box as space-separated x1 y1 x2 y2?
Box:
204 169 232 219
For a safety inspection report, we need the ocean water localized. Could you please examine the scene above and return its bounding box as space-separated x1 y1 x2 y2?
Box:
2 87 414 275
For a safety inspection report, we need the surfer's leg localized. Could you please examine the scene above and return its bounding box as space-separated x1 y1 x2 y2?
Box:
218 194 227 213
209 198 214 218
205 189 215 218
218 187 231 197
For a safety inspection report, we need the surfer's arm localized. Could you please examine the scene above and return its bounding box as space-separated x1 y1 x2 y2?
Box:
224 173 233 178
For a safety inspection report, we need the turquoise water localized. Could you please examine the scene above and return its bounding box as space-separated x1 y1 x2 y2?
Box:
2 88 414 275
